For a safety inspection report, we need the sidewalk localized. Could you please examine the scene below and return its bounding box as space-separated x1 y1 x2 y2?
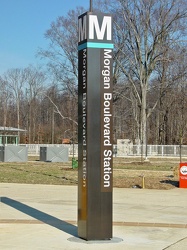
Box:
0 183 187 250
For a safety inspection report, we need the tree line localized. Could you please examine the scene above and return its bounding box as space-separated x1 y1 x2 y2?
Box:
0 0 187 145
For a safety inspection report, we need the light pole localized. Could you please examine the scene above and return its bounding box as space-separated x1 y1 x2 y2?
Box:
90 0 93 12
64 129 70 138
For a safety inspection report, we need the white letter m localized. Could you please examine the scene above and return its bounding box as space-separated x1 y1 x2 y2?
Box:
79 15 87 42
89 15 112 40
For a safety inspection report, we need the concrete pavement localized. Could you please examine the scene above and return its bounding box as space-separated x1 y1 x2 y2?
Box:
0 183 187 250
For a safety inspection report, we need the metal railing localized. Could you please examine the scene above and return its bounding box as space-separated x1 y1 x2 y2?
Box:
117 145 187 157
20 144 187 157
20 144 78 156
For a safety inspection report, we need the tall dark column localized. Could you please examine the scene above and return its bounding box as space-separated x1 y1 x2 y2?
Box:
78 12 113 240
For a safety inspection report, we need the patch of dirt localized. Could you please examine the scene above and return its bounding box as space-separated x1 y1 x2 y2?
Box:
0 157 181 189
111 157 180 189
113 169 179 189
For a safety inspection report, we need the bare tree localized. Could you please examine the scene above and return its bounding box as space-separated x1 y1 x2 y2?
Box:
40 85 78 143
102 0 187 153
4 68 27 130
1 2 187 147
24 66 46 143
0 77 11 127
38 7 86 97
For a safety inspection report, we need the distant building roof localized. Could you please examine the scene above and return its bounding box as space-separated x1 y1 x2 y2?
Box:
0 127 26 132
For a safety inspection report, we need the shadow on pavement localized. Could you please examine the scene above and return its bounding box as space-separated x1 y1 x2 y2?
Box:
1 197 78 237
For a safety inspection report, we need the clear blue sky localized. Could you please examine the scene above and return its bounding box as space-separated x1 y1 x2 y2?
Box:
0 0 89 74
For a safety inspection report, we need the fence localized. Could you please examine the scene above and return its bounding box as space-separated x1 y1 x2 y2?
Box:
129 145 187 157
20 144 187 157
20 144 78 156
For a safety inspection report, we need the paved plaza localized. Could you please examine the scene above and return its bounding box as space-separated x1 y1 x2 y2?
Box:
0 183 187 249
